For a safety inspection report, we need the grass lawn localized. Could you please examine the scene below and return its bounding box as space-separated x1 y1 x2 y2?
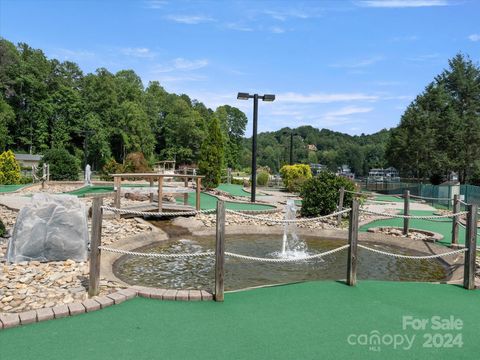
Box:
1 281 478 360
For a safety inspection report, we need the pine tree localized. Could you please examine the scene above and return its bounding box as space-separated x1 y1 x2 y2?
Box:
198 116 224 188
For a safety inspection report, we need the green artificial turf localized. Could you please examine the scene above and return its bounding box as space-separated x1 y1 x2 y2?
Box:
1 281 478 360
0 184 28 193
216 183 252 196
65 185 274 211
359 210 469 246
178 191 275 211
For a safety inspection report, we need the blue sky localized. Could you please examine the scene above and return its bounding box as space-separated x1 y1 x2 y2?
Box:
1 0 479 136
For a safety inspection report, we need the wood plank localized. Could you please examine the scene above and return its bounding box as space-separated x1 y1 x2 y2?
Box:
215 200 225 301
403 190 410 235
463 204 477 290
347 200 359 286
337 187 345 226
88 197 103 297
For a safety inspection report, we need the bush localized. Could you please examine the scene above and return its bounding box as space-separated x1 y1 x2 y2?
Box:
19 175 32 184
40 148 80 181
300 171 356 217
256 171 269 186
124 152 151 173
100 158 125 181
231 177 249 186
0 150 21 184
279 164 312 192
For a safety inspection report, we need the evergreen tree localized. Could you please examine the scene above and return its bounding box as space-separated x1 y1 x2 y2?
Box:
198 116 224 188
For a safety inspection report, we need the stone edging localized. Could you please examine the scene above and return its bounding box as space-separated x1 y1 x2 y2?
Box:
366 226 444 242
0 286 213 331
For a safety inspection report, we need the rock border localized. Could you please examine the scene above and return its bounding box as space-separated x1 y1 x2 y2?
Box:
0 286 213 330
366 226 444 242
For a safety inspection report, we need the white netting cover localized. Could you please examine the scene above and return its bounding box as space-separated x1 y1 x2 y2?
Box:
6 193 89 263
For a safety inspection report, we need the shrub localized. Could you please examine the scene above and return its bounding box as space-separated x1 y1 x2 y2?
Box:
279 164 312 192
256 171 269 186
124 152 151 173
19 175 33 184
100 158 125 181
231 177 249 186
0 150 21 184
300 171 356 217
40 148 80 181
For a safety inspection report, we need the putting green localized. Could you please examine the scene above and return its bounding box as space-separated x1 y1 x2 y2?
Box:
359 210 469 246
1 281 478 359
178 192 275 211
65 185 275 212
216 183 251 196
0 184 28 193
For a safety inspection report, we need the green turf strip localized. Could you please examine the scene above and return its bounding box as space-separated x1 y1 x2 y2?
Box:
65 185 275 211
359 210 469 246
1 281 478 360
0 184 28 193
178 191 275 211
216 183 251 196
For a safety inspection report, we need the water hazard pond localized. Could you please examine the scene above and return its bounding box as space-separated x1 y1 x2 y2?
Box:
114 234 448 291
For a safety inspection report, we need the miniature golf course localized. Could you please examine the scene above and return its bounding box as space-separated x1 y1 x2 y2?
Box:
1 281 479 359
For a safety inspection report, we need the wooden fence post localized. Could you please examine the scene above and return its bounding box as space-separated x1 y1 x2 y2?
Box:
347 200 359 286
89 197 103 297
183 168 189 205
215 200 225 301
403 190 410 235
196 177 201 211
158 176 164 211
149 178 154 203
463 204 477 290
451 194 459 247
337 187 345 227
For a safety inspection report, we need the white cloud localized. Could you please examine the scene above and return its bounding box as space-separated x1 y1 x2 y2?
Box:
270 26 286 34
323 106 374 117
263 9 312 21
277 92 379 104
153 58 209 73
155 75 207 83
165 14 215 24
468 34 480 42
225 23 254 32
51 48 95 60
357 0 449 8
407 53 440 62
144 0 168 9
120 47 155 58
330 56 385 68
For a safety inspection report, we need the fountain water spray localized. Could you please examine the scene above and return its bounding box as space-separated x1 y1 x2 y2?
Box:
280 199 308 258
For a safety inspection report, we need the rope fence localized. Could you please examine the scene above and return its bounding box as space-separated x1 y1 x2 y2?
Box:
101 205 216 217
98 246 214 258
358 245 467 260
225 208 351 224
225 245 350 263
359 208 467 219
408 194 452 201
87 195 479 301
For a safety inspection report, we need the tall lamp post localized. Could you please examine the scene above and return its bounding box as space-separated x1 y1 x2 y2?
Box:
237 92 275 202
283 130 298 165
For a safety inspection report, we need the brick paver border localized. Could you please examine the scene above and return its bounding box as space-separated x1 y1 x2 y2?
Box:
0 287 213 331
